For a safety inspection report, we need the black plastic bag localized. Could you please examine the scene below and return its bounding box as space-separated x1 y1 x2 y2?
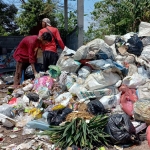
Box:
47 108 72 126
26 92 39 102
127 34 143 56
87 99 106 115
105 113 139 145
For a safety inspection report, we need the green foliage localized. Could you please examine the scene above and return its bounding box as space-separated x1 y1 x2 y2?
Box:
16 0 57 35
86 0 150 42
55 11 77 40
0 0 18 36
40 115 109 149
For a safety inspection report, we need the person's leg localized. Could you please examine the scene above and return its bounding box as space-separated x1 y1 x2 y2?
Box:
43 51 59 72
14 62 23 87
43 51 49 72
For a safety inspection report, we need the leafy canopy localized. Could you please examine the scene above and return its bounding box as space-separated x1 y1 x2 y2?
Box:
86 0 150 42
0 0 18 36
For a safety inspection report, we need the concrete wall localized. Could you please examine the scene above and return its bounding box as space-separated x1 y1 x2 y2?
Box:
0 36 24 54
0 27 78 55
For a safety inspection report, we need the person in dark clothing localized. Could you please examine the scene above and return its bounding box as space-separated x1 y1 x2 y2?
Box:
13 32 52 87
38 18 65 71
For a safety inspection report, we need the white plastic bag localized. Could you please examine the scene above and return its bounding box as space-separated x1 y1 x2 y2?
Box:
55 92 72 107
137 80 150 100
37 87 50 100
140 45 150 61
74 38 113 60
69 83 87 96
104 35 118 46
122 73 146 88
84 71 121 90
78 66 91 78
99 92 121 109
138 22 150 37
77 86 118 102
22 83 33 92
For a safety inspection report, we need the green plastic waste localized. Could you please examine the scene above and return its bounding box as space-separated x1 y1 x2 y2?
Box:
48 65 61 78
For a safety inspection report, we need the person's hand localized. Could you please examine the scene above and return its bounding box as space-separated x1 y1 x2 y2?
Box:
34 71 40 78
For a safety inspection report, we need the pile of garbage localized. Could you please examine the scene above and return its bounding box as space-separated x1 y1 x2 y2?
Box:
1 21 150 150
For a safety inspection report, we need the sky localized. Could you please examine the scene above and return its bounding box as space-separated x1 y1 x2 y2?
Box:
65 0 100 31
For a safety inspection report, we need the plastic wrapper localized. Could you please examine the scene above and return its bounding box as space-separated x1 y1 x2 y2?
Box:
22 83 33 92
33 76 54 91
22 126 35 135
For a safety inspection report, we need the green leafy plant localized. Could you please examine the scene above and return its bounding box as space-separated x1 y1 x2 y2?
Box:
40 115 109 149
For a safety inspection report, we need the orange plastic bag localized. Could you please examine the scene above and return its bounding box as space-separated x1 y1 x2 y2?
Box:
119 85 138 116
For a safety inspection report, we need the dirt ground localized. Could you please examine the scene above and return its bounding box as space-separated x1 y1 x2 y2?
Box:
0 125 149 150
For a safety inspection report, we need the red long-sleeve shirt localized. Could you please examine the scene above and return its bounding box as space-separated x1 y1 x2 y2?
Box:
13 35 39 64
38 26 65 53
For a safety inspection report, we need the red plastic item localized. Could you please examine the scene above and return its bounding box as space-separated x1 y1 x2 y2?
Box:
146 126 150 147
119 85 138 116
8 97 17 105
79 59 93 69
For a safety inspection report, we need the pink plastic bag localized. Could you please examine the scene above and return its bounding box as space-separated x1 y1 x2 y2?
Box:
33 76 54 90
119 85 138 116
147 126 150 147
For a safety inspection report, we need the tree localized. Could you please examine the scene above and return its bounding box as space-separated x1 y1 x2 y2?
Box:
86 0 150 41
0 0 18 36
16 0 57 35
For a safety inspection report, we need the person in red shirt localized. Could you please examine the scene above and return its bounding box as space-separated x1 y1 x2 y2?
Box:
13 32 52 87
38 18 65 71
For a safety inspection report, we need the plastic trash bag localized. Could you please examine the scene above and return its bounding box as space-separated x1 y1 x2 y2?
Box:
84 71 121 90
48 65 61 79
127 34 143 56
77 86 118 102
138 21 150 37
87 100 106 115
122 73 146 89
33 76 54 91
137 80 150 100
55 92 72 107
119 85 138 116
26 92 39 102
104 35 118 46
105 113 139 145
99 92 121 110
134 99 150 124
47 108 72 125
146 126 150 147
140 45 150 61
37 87 50 100
78 66 91 78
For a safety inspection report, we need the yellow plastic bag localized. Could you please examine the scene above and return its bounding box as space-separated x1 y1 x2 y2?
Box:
52 104 65 111
29 108 42 119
